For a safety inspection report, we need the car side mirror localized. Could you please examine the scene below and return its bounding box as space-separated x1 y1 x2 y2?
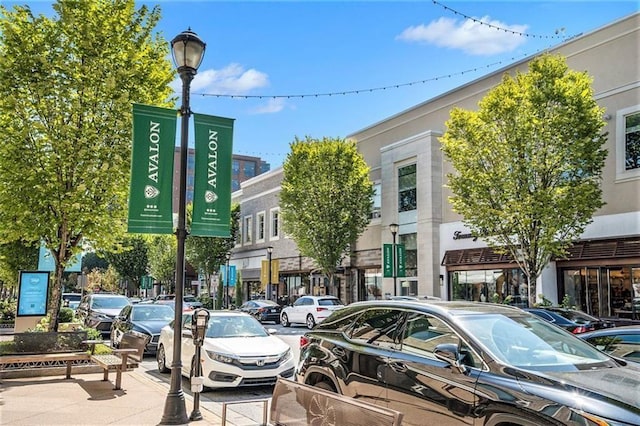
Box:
434 343 467 374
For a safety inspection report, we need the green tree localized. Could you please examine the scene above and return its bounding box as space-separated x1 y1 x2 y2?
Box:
280 136 374 296
101 235 149 296
147 235 176 293
0 0 174 330
0 239 39 290
185 203 240 298
440 54 607 306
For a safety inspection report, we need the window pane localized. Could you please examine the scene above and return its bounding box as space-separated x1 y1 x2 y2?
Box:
398 165 416 212
625 112 640 170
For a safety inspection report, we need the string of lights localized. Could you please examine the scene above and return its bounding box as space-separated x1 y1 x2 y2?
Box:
431 0 568 40
193 47 551 100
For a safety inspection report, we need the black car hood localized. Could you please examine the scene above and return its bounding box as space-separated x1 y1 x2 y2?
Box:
514 364 640 421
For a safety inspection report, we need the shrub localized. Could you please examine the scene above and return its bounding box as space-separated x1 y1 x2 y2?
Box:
58 307 74 323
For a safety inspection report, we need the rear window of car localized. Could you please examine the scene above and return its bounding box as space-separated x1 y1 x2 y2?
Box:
318 298 343 306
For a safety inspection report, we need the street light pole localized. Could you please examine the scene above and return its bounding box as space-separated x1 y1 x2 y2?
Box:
267 246 273 301
390 223 399 297
160 28 205 426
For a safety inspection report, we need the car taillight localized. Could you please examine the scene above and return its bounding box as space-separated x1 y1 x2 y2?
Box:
258 307 266 313
572 325 594 334
316 307 327 312
300 335 310 348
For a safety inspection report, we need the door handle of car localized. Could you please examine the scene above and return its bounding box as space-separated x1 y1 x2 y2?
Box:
332 347 346 357
388 361 407 373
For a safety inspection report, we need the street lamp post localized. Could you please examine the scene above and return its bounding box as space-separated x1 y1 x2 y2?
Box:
267 246 273 301
160 28 205 426
390 223 399 297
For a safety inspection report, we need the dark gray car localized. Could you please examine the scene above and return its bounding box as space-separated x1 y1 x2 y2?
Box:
298 300 640 426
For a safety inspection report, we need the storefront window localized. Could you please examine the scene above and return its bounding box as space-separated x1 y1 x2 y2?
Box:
450 268 528 307
364 270 382 300
399 233 417 277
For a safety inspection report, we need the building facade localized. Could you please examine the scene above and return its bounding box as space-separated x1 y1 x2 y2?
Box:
349 13 640 317
231 14 640 319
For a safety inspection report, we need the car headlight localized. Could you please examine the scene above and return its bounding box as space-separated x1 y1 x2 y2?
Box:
280 348 292 362
206 351 237 364
570 408 628 426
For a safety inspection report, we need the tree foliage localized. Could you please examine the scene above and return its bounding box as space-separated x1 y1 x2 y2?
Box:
280 136 373 290
0 239 39 290
186 203 240 298
147 235 176 292
0 0 175 329
440 54 607 305
101 235 149 295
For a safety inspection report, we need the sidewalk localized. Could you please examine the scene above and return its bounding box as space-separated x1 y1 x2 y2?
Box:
0 369 265 425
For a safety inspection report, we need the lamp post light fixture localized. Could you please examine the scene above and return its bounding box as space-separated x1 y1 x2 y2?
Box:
160 28 205 426
389 223 399 297
267 246 273 301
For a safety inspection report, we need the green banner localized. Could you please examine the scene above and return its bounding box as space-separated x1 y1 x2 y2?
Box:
383 243 405 277
128 104 177 234
192 114 234 237
396 244 406 278
383 244 392 277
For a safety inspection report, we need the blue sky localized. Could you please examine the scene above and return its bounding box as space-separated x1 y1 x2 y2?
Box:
8 1 639 168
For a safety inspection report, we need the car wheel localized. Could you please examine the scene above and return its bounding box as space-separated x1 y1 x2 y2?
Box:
306 314 316 329
281 313 290 327
157 344 170 373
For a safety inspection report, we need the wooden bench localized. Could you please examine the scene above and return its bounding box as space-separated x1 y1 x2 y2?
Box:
87 333 149 390
220 377 403 426
0 331 90 379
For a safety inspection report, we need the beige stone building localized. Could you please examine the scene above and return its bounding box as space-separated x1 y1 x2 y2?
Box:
232 13 640 319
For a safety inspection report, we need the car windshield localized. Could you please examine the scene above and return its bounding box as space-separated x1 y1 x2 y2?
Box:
318 298 343 306
184 296 198 302
206 315 269 338
458 313 616 371
132 305 174 321
91 296 129 309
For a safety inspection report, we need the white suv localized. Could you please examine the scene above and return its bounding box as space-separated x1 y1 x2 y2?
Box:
280 295 344 329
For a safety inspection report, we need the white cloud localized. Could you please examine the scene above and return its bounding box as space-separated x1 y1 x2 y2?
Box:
396 16 528 56
170 63 270 95
250 98 287 114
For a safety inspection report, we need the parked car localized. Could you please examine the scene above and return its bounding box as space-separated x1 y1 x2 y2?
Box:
156 311 295 389
281 295 344 329
110 303 175 354
238 299 281 324
297 300 640 426
61 292 82 311
523 306 614 334
578 325 640 363
155 294 203 310
76 293 131 338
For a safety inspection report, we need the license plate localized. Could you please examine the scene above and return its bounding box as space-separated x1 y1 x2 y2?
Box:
270 309 276 313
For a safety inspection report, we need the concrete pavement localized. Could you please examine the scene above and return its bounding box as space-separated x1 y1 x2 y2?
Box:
0 369 268 425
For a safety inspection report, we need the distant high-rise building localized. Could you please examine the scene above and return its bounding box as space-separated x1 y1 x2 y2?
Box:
172 148 270 213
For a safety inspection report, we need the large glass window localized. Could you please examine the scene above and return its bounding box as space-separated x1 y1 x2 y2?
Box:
624 110 640 171
243 215 252 244
370 183 381 219
398 164 416 212
450 268 528 307
256 212 265 242
364 270 382 300
244 162 256 178
270 208 280 239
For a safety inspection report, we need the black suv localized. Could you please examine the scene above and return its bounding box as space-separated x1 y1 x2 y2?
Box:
297 300 640 426
76 293 131 338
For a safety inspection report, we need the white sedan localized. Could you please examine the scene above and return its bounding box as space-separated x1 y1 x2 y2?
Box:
156 311 295 389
